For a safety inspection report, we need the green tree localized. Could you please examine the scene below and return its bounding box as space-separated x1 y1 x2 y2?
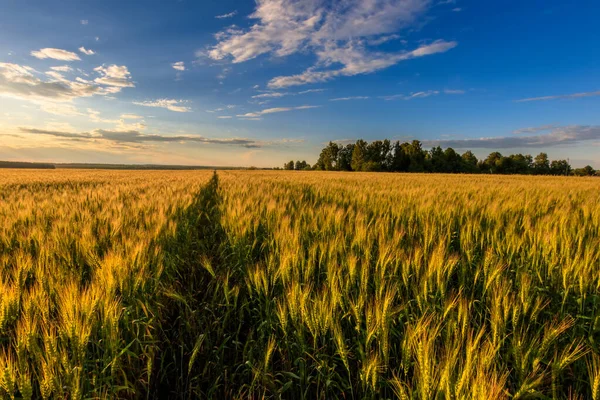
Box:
461 150 479 173
351 140 368 171
533 152 550 175
284 160 294 170
550 159 571 175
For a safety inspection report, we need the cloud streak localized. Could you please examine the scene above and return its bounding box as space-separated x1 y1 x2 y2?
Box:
515 90 600 102
425 125 600 149
133 98 191 112
216 10 237 19
237 105 319 118
18 127 303 149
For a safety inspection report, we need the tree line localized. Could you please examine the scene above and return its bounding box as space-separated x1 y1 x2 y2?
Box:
280 140 598 176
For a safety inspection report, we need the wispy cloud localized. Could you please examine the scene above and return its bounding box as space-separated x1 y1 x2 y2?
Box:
252 92 288 99
172 61 185 71
31 48 80 61
79 47 95 55
237 105 319 118
50 65 73 72
19 127 261 147
425 125 600 149
512 124 557 134
216 10 237 19
330 96 370 101
80 19 88 25
380 90 440 100
444 89 465 94
515 90 600 102
206 0 457 88
298 88 326 94
133 98 191 113
120 113 144 120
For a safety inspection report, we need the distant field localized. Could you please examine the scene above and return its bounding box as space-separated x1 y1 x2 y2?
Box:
0 170 599 399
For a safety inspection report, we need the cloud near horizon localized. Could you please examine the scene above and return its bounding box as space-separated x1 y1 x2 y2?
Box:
424 125 600 149
206 0 457 88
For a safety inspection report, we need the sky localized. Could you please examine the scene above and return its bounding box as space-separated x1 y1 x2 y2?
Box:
1 0 599 168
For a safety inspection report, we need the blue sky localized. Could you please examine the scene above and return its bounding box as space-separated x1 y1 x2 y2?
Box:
1 0 599 167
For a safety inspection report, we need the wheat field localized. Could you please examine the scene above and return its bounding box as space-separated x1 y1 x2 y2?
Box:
0 169 599 399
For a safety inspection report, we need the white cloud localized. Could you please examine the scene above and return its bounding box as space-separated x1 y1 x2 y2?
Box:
81 20 89 25
172 61 185 71
207 0 457 88
515 90 600 103
252 92 288 99
452 7 462 12
31 48 80 61
120 113 144 120
79 47 95 55
94 65 135 88
216 10 238 19
133 98 191 113
0 62 99 102
330 96 370 101
237 105 319 118
218 116 233 119
50 65 73 72
268 40 457 88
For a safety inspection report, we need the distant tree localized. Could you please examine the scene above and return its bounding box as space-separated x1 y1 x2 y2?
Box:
533 152 550 175
351 140 368 171
284 160 295 170
337 144 354 171
461 150 479 173
443 147 462 173
508 154 532 174
295 160 309 170
316 142 340 171
365 139 391 171
391 141 410 172
428 146 447 172
481 152 504 174
573 165 596 176
550 159 571 176
406 140 426 172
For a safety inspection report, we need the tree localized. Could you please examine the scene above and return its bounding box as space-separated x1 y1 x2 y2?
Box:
550 159 571 176
337 144 354 171
573 165 596 176
461 151 479 173
295 160 308 170
508 154 532 174
391 141 410 172
481 152 504 174
533 153 550 175
406 140 426 172
316 142 341 171
351 140 368 171
284 160 294 170
428 146 448 172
